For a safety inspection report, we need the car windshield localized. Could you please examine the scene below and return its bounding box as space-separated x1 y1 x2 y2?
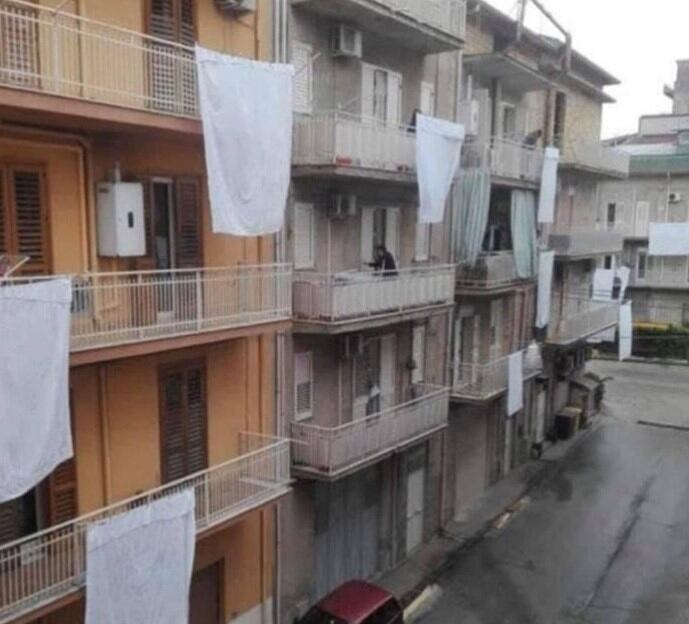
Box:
299 607 347 624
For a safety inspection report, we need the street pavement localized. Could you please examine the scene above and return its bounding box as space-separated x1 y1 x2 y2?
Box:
420 361 689 624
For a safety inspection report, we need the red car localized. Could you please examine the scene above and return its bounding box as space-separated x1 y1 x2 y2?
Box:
299 581 404 624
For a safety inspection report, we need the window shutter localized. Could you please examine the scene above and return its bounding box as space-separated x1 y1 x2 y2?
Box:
175 177 202 269
0 499 26 546
9 168 49 275
135 177 155 270
48 459 78 525
385 208 400 259
294 352 313 421
420 81 436 117
160 362 207 484
292 42 313 113
361 207 374 264
412 325 426 384
0 169 7 256
386 72 402 127
361 63 375 120
294 202 314 270
148 0 177 41
415 223 430 262
179 0 195 46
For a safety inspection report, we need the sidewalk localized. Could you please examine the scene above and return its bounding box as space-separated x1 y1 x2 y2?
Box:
378 420 600 606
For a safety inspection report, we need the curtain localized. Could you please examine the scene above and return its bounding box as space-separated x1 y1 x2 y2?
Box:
536 251 555 329
537 147 559 223
454 170 492 266
619 302 632 361
510 190 538 279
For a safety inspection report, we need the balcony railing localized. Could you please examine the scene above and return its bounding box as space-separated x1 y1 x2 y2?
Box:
293 265 455 323
385 0 467 39
293 111 416 174
0 434 290 624
8 264 292 352
452 351 542 401
629 256 689 289
547 299 620 345
462 137 544 183
548 227 623 257
291 386 449 477
455 251 528 289
559 140 630 178
0 0 198 117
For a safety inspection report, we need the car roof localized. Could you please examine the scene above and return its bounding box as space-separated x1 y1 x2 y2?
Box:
318 581 396 623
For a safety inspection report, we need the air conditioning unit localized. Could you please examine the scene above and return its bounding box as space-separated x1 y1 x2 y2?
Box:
328 193 357 219
340 334 365 359
331 24 362 58
215 0 255 12
97 182 146 257
669 191 682 204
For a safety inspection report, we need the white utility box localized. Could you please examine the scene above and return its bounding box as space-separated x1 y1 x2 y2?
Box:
97 182 146 257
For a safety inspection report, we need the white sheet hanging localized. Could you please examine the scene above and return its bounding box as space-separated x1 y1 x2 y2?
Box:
507 352 524 416
648 223 689 256
536 251 555 329
619 302 632 361
616 266 631 300
0 279 73 503
416 114 465 224
86 490 196 624
537 147 560 224
196 45 294 236
592 269 615 301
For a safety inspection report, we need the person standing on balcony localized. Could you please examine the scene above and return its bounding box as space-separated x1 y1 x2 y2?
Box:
369 245 398 277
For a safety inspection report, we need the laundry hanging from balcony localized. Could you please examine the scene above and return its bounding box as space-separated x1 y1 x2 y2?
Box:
619 302 632 361
537 147 559 223
196 46 294 236
507 352 523 416
454 169 492 265
648 223 689 256
416 114 465 224
536 250 554 329
511 190 538 278
85 490 196 624
616 266 631 300
0 278 73 503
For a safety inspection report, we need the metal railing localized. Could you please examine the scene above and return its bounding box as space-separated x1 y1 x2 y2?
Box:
558 140 630 177
291 386 449 477
462 137 544 183
293 111 417 173
0 434 290 623
0 0 198 116
455 251 528 289
629 256 689 289
548 227 624 256
452 350 541 400
547 299 620 344
293 265 455 323
7 264 292 352
385 0 466 38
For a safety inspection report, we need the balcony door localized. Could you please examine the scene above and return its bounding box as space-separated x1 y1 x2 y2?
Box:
361 207 400 267
189 562 222 624
0 3 39 88
362 63 402 127
454 313 480 387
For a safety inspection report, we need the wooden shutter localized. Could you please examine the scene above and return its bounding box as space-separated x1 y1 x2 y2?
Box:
294 202 314 270
160 361 208 484
148 0 194 43
48 459 78 525
386 71 402 127
420 81 436 117
174 177 202 269
294 352 313 421
292 42 313 113
412 325 426 384
361 63 375 120
0 169 7 257
137 177 155 270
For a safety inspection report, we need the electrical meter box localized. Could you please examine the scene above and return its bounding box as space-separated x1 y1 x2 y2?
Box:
97 182 146 257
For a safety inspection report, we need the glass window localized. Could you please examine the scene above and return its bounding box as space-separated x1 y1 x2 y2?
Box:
299 607 346 624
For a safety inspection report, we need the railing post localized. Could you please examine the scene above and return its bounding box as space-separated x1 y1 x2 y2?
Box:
51 14 62 94
195 270 203 331
203 476 211 527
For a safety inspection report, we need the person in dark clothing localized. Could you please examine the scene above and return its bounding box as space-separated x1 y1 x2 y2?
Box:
523 129 543 147
369 244 398 277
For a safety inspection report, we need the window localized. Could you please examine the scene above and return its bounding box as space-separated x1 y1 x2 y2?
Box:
373 69 388 123
292 41 313 113
607 203 617 230
412 324 426 384
604 255 613 270
637 249 648 281
415 223 431 262
159 361 208 483
294 352 313 421
362 63 402 126
420 82 436 117
0 166 50 275
553 92 567 147
294 202 315 269
501 103 517 140
361 207 400 264
0 4 39 88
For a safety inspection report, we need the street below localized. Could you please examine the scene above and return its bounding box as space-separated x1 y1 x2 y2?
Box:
420 360 689 624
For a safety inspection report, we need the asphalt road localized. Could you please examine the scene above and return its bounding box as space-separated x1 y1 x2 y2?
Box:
421 361 689 624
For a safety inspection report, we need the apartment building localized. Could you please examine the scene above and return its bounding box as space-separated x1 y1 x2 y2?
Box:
0 2 291 623
600 61 689 328
280 1 465 619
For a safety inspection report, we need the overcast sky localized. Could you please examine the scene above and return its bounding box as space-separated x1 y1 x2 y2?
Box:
485 0 689 138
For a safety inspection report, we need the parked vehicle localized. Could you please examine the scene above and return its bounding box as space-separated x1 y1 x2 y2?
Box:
299 581 404 624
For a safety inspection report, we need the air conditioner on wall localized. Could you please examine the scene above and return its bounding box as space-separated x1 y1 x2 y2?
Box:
669 191 682 204
331 24 363 58
328 193 357 219
215 0 255 12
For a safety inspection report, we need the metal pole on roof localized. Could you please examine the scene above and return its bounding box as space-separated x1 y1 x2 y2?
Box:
516 0 528 41
515 0 572 73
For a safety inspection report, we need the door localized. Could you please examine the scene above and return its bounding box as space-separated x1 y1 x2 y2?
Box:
405 466 425 554
189 563 221 624
490 299 503 361
151 179 176 319
420 82 436 117
503 417 514 477
412 325 426 385
380 334 396 410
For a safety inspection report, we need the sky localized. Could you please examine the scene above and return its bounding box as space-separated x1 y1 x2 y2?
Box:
485 0 689 138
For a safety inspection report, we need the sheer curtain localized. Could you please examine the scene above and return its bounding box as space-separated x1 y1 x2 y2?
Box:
454 169 492 266
511 190 538 279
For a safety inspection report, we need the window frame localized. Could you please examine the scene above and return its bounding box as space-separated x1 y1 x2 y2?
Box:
294 351 314 422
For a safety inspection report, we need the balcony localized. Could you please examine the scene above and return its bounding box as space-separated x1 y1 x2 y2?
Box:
462 137 544 185
547 300 620 345
293 265 455 333
291 386 449 479
463 54 554 96
0 434 291 624
549 228 624 259
10 265 292 361
293 111 416 182
558 140 630 179
0 0 199 130
452 351 542 402
291 0 466 53
455 251 532 294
